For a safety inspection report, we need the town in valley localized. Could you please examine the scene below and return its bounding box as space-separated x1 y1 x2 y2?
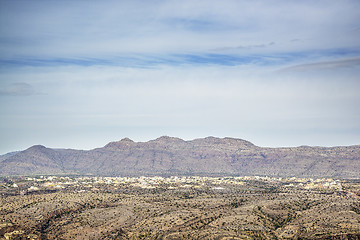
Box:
1 175 359 239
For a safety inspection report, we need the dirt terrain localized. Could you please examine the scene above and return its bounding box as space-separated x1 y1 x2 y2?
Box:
1 176 359 239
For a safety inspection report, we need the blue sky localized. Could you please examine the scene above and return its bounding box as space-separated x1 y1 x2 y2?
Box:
0 0 360 153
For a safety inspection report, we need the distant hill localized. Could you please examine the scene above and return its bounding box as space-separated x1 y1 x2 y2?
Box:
0 151 19 163
0 136 359 178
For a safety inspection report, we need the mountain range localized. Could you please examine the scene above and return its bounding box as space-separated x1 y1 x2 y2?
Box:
0 136 359 178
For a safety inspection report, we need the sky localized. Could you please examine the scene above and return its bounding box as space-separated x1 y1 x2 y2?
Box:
0 0 360 153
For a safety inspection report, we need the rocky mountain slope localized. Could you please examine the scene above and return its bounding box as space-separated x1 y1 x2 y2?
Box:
0 136 359 178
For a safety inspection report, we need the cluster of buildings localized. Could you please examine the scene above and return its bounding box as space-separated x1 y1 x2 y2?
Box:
0 175 344 192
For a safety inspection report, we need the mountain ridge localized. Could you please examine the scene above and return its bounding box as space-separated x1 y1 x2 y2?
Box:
0 136 359 178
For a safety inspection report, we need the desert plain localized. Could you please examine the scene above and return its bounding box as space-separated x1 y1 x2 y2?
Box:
1 175 359 240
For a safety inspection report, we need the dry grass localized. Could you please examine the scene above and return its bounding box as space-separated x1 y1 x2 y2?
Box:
0 178 359 239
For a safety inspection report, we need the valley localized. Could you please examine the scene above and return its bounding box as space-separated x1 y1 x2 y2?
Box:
1 175 359 239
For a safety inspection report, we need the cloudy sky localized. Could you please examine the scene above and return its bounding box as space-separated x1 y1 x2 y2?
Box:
0 0 360 153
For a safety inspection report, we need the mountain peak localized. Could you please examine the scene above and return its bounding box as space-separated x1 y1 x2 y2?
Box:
153 136 185 142
222 137 255 146
0 136 359 178
147 136 186 146
27 145 48 151
191 137 255 148
29 144 46 148
104 138 135 149
120 137 134 143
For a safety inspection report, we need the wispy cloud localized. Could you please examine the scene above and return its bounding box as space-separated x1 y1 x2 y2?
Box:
164 18 230 32
280 57 360 72
0 0 360 153
212 42 275 52
0 83 38 96
1 47 359 69
1 1 359 59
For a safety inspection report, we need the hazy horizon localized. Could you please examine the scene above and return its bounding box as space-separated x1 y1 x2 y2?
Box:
1 1 360 154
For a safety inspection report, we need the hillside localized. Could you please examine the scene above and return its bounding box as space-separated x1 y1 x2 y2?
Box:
0 136 359 178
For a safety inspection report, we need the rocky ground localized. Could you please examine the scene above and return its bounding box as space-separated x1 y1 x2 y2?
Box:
0 177 359 240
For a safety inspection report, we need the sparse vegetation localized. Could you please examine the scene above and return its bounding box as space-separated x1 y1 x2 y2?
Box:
0 176 359 239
